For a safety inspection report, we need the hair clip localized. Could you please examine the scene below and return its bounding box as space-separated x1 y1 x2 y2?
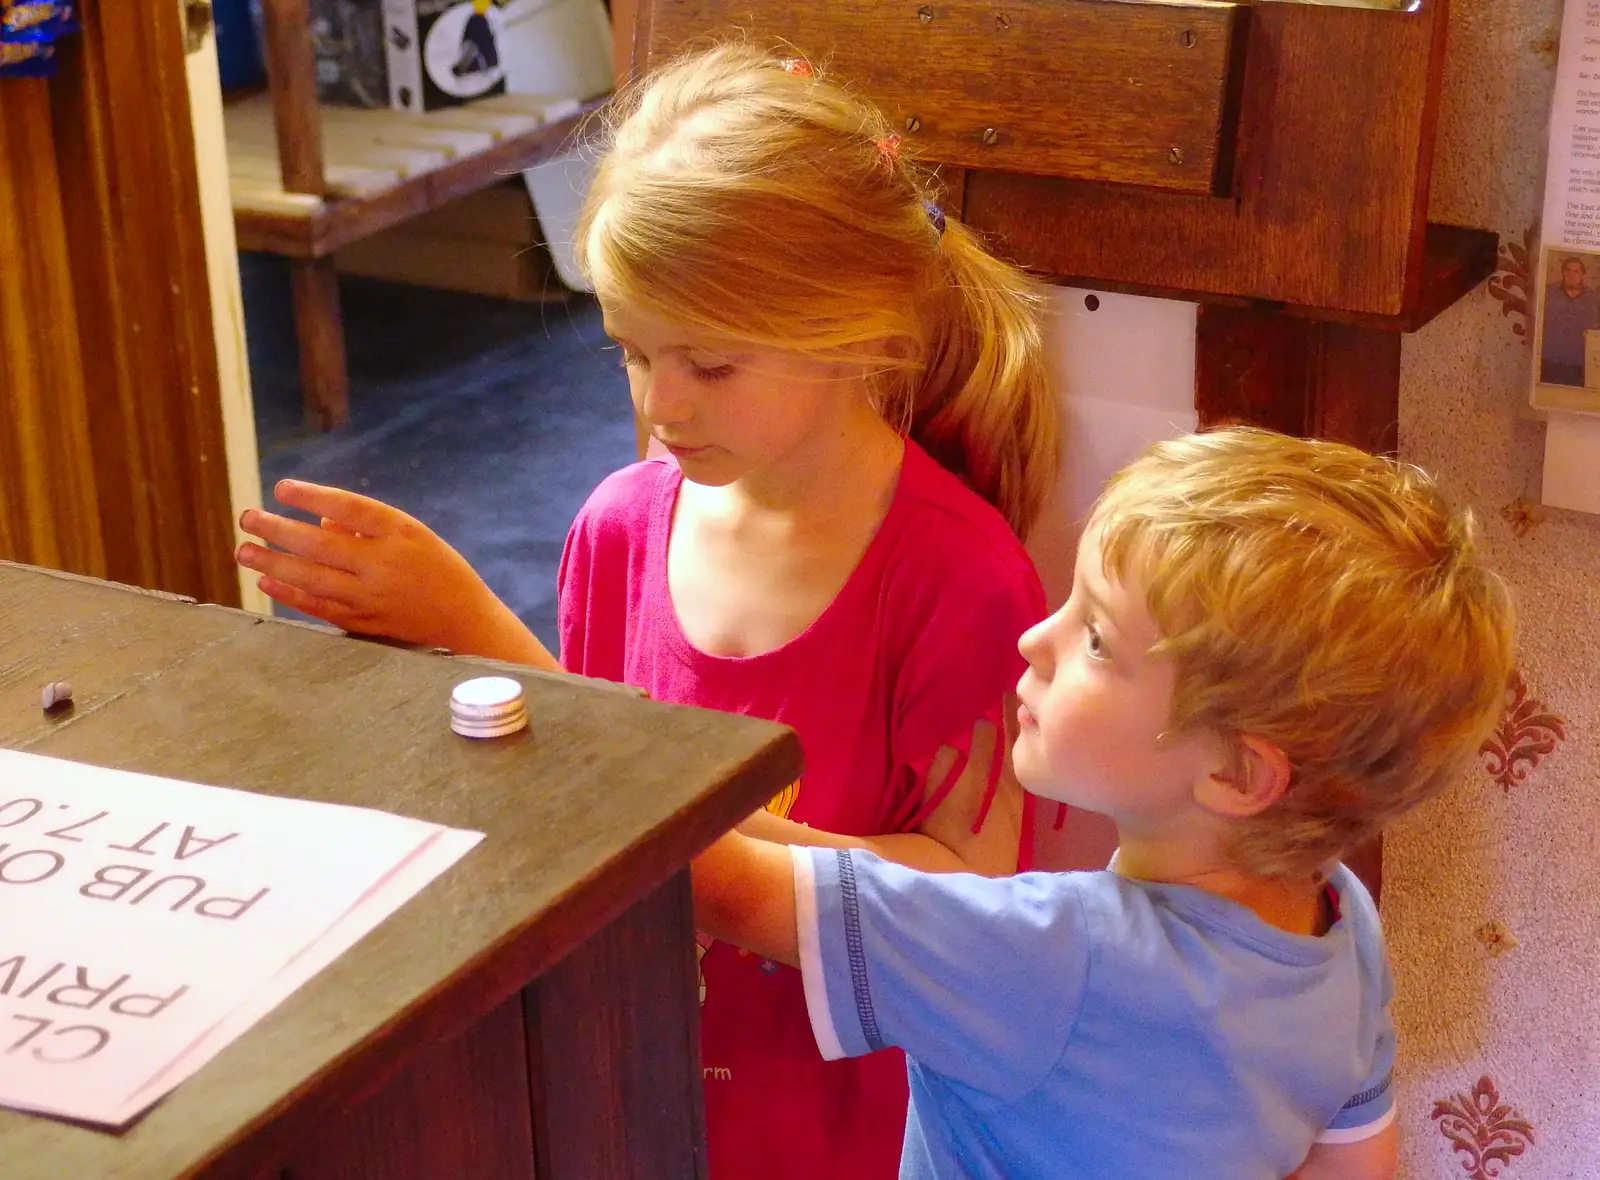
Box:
875 133 903 164
780 57 814 78
923 200 947 236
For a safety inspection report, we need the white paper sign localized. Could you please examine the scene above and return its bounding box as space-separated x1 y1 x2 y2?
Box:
1528 0 1600 513
0 749 481 1127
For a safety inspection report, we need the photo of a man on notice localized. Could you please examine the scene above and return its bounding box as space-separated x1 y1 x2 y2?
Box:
1539 253 1600 387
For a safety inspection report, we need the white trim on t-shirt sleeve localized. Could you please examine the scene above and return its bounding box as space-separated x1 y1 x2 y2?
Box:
791 845 847 1061
1315 1103 1397 1145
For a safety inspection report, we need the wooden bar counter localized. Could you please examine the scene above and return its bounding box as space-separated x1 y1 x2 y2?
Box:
0 562 801 1179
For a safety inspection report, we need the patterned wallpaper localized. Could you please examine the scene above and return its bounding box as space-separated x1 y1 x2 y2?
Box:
1385 0 1600 1175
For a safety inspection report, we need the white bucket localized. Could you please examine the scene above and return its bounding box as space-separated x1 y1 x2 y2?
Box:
523 148 598 293
497 0 613 103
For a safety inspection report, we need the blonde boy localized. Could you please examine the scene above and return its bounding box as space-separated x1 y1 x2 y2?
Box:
693 428 1515 1180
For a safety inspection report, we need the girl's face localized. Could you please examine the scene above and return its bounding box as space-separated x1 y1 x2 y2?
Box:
603 303 876 488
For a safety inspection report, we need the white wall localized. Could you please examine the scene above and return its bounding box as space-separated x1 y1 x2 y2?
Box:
185 23 269 614
1028 288 1198 607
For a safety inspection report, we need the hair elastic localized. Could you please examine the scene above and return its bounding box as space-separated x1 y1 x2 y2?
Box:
779 57 814 78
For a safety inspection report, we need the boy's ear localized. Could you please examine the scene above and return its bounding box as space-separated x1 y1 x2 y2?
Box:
1196 734 1292 819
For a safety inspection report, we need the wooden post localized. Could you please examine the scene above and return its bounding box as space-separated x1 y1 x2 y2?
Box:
290 258 352 430
255 0 326 197
257 0 351 429
610 0 638 87
1195 305 1401 456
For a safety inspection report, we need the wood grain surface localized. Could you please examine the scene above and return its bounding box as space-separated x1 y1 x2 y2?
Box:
0 563 800 1179
640 0 1245 194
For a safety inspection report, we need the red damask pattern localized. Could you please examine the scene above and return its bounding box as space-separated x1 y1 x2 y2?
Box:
1433 1076 1536 1179
1501 496 1547 538
1487 227 1533 343
1475 919 1518 958
1479 669 1567 792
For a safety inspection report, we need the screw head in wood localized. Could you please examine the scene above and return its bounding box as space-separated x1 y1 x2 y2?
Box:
905 115 922 133
1179 28 1197 48
996 12 1011 30
918 5 934 22
1168 146 1185 164
982 127 1000 146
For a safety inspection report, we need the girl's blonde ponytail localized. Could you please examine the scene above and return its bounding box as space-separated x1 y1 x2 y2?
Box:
901 221 1058 540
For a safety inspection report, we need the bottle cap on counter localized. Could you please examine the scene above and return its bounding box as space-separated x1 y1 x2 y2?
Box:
449 676 528 739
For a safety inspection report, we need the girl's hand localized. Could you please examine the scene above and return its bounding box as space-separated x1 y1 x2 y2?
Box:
235 480 559 669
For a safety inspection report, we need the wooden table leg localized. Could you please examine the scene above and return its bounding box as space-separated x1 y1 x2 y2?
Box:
290 257 350 430
526 869 706 1180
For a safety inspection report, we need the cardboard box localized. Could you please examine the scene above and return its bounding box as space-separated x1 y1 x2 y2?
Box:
312 0 611 113
311 0 391 109
334 181 569 302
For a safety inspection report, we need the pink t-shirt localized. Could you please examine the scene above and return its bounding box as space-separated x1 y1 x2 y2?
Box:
557 440 1046 1179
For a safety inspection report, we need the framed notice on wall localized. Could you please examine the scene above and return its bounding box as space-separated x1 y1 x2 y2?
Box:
1531 0 1600 513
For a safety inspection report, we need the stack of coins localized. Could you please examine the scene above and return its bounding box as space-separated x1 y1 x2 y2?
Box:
449 676 528 739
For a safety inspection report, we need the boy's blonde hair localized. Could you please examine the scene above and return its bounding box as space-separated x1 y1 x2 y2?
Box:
1090 428 1516 879
574 43 1058 539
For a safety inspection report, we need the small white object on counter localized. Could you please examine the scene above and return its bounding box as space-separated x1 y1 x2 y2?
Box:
450 676 529 738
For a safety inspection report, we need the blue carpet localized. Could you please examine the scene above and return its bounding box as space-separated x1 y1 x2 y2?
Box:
244 254 637 650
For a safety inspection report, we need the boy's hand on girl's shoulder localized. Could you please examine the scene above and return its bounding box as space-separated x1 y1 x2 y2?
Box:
234 480 549 666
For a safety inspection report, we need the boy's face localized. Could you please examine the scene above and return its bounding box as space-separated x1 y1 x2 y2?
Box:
1013 522 1217 827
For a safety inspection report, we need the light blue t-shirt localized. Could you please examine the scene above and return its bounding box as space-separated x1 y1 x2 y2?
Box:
792 849 1395 1180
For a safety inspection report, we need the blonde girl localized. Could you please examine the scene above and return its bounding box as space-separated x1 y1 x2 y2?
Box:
237 44 1061 1177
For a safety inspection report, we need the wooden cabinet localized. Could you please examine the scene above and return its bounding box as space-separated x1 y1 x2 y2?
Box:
634 0 1490 330
643 0 1247 194
0 562 801 1179
629 0 1490 473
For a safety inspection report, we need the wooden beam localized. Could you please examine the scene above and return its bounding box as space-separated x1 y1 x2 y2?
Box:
291 259 351 430
1041 223 1496 335
256 0 328 196
0 81 106 580
963 1 1456 319
40 0 239 604
641 0 1247 195
1194 304 1400 455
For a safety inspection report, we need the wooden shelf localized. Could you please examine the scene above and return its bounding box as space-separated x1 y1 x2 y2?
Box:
1038 223 1497 333
1399 223 1500 332
230 94 605 259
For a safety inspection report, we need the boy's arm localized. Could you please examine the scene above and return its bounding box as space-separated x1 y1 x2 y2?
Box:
691 832 799 966
702 836 1084 1099
1286 1122 1398 1180
737 714 1022 876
